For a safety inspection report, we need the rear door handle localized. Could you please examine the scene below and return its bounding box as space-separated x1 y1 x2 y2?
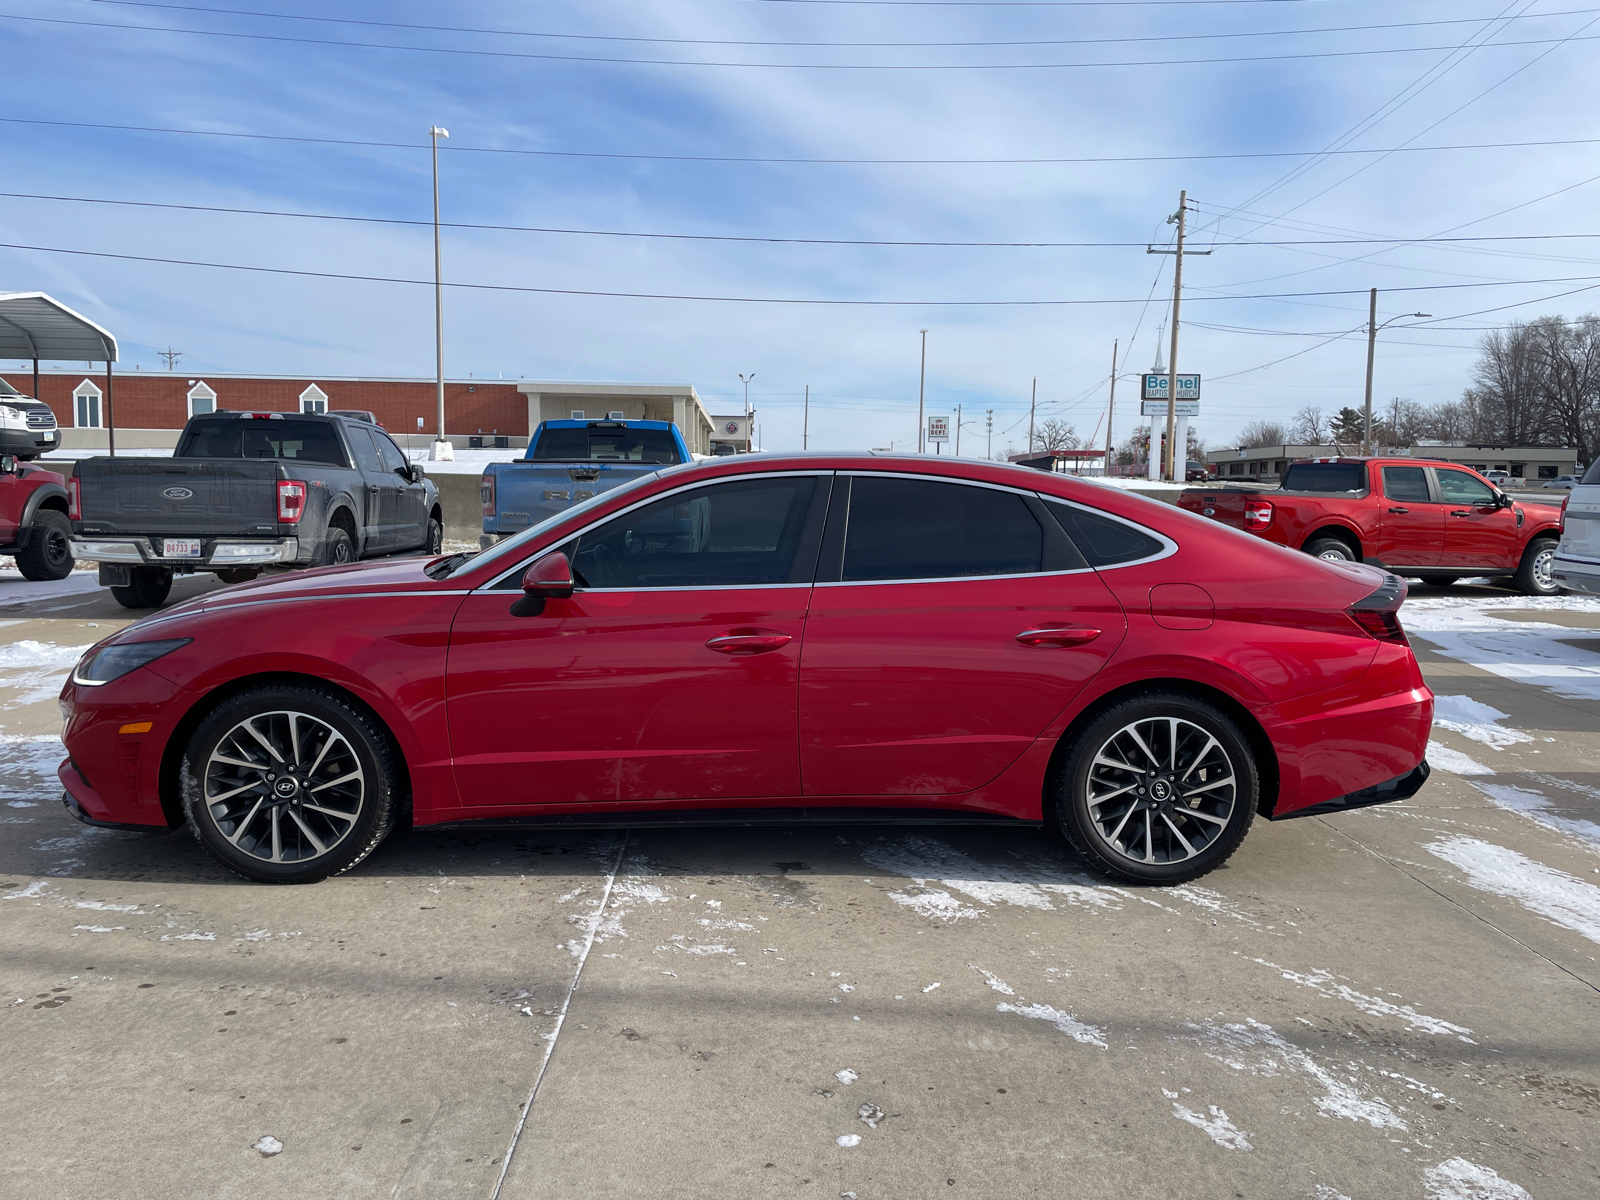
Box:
1387 506 1409 514
705 632 793 654
1016 627 1101 647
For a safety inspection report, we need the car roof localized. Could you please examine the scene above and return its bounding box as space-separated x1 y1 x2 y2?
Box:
539 419 676 431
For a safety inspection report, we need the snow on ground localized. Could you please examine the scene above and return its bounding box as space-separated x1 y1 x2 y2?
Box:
1425 741 1494 776
1430 695 1533 751
1404 594 1600 703
1426 836 1600 945
0 569 105 606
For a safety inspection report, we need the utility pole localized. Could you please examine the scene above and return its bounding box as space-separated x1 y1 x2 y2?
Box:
429 124 450 456
1146 191 1211 480
158 347 181 370
803 384 809 451
917 329 928 453
1028 377 1037 453
986 409 993 460
1105 338 1118 477
739 373 755 452
955 403 962 456
1363 292 1431 454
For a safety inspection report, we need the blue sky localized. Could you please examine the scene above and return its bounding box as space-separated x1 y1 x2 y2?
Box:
3 0 1599 452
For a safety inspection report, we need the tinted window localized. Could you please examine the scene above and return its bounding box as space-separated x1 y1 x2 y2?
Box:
347 425 384 475
1045 501 1165 567
374 433 409 475
570 477 816 588
1435 468 1496 505
529 427 680 464
1382 466 1430 502
841 477 1042 582
178 418 348 466
1280 463 1366 493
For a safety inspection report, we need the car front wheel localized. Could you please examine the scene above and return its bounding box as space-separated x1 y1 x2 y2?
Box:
15 509 73 581
1514 537 1559 596
181 684 398 883
1053 694 1258 884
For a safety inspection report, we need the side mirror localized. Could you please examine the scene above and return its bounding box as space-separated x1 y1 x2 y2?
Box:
510 551 574 617
407 463 425 484
0 454 15 475
1497 491 1513 509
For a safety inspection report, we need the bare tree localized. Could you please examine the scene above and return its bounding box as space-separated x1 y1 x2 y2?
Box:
1289 406 1327 445
1238 420 1287 449
1532 314 1600 465
1036 418 1080 452
1471 323 1545 445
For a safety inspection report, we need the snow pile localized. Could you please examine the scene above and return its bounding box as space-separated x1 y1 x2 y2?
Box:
1427 836 1600 944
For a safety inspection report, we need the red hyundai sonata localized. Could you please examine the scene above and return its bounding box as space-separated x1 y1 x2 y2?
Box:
57 454 1433 885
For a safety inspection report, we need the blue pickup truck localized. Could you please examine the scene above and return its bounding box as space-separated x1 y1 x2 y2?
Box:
479 418 691 547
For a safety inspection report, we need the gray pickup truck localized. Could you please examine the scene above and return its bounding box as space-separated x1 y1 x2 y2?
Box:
69 410 443 608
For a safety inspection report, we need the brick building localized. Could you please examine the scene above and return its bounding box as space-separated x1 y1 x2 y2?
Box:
0 371 714 454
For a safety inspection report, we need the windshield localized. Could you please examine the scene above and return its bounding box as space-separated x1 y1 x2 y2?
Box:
177 418 349 465
444 469 664 579
0 378 22 397
1281 462 1367 493
527 427 680 464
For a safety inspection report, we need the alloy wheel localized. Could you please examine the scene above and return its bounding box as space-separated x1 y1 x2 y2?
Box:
1085 716 1237 866
1533 545 1555 592
202 710 364 864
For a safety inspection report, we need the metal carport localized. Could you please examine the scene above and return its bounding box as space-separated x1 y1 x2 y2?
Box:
0 291 121 454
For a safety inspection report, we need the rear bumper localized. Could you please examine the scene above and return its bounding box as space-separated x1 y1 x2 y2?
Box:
1552 554 1600 595
1268 761 1431 821
69 535 302 569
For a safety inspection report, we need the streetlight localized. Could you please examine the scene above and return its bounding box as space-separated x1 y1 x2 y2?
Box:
429 125 450 460
917 330 928 453
738 372 755 453
1363 287 1429 454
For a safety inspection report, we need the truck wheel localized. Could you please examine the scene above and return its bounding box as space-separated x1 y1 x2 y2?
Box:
321 527 355 567
1514 537 1559 596
425 517 443 556
1051 693 1257 885
1303 537 1356 563
109 566 173 609
14 509 73 581
1422 576 1460 588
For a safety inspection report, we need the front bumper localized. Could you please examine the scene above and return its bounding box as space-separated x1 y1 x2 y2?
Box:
1552 554 1600 596
0 425 57 454
59 759 170 832
1268 761 1431 821
69 535 301 570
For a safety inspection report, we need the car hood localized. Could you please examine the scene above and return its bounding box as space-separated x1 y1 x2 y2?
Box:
146 556 456 627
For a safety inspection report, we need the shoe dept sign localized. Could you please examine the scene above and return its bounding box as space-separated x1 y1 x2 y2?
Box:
1140 373 1200 417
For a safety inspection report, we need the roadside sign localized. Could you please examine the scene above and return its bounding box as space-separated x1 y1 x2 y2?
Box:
1141 400 1199 417
927 416 950 442
1141 373 1200 401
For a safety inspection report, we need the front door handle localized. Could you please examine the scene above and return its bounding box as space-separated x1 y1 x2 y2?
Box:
1450 510 1471 517
1387 506 1409 514
705 632 793 654
1016 627 1101 647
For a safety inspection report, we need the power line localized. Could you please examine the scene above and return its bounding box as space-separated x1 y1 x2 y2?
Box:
12 11 1600 72
6 115 1597 168
11 188 1600 250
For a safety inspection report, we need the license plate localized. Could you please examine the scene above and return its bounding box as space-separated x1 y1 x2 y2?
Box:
42 431 54 441
162 539 202 559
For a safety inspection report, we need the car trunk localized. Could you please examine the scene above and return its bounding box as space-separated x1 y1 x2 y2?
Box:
75 457 282 536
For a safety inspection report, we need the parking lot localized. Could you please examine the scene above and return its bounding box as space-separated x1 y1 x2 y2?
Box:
2 571 1598 1200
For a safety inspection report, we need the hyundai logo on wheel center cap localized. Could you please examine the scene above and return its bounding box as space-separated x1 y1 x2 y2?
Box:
1149 779 1173 800
273 778 298 798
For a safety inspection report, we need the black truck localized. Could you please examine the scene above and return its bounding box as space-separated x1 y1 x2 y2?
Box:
68 410 443 608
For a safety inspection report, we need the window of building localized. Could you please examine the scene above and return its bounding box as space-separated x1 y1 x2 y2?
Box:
570 410 585 419
187 380 216 417
299 383 329 414
1229 462 1244 476
73 380 103 428
1538 465 1560 479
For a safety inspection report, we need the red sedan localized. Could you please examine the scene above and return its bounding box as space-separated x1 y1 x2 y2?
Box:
57 454 1433 885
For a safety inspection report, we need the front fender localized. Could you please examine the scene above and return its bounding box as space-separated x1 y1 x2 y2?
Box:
19 481 68 528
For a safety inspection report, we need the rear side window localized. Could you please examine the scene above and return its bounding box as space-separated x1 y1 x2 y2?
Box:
1281 462 1367 493
1045 501 1165 567
529 427 680 464
347 425 384 475
1382 466 1430 502
178 418 348 466
841 477 1043 581
1582 461 1600 485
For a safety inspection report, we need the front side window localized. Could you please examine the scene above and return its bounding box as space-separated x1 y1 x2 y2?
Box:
841 477 1042 582
374 433 409 475
1435 469 1496 506
1382 466 1430 503
568 476 818 589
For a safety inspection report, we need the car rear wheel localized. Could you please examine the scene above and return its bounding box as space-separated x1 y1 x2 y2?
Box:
321 527 355 567
1052 694 1257 884
1514 536 1559 596
181 684 398 884
14 509 73 581
1303 537 1356 563
425 517 443 556
110 566 173 609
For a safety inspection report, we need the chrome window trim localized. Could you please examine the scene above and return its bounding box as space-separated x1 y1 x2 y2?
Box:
478 469 834 593
811 565 1098 589
1039 495 1179 571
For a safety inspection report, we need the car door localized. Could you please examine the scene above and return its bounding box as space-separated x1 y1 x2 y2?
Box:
373 430 427 549
344 425 390 553
1435 467 1517 568
447 473 829 808
798 474 1126 798
1374 464 1445 567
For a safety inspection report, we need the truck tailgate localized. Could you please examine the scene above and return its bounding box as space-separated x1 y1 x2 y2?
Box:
490 463 654 532
1177 489 1255 529
75 457 282 536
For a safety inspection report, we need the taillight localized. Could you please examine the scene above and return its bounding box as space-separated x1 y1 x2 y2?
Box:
67 476 81 520
1243 500 1273 530
481 473 495 518
276 480 306 524
1561 493 1569 526
1346 573 1409 646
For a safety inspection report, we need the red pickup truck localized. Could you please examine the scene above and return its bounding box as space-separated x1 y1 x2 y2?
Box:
1 453 73 580
1178 457 1565 595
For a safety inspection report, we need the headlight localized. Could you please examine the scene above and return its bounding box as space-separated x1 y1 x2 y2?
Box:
0 405 21 422
71 638 192 686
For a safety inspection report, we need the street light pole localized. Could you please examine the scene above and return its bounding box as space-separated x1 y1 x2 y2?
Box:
803 384 809 451
955 403 961 456
917 330 928 453
430 125 450 454
985 409 993 460
1363 292 1431 454
739 373 755 452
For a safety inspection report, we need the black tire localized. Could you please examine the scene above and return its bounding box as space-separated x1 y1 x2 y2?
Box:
1303 536 1357 563
424 516 444 556
109 566 173 609
1514 536 1559 596
215 568 260 585
1421 575 1460 588
321 526 355 567
14 508 73 581
1052 693 1258 885
181 683 398 884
